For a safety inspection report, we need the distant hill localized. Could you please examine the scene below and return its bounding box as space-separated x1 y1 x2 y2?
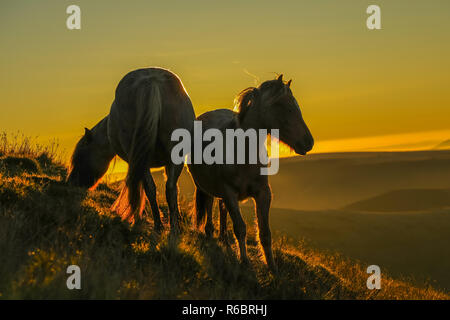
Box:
139 150 450 212
268 150 450 211
343 188 450 212
433 139 450 150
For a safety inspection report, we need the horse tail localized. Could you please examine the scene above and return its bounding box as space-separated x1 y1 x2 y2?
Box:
113 79 162 223
195 188 207 229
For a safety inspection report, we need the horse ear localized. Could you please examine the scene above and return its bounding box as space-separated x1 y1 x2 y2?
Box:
84 128 93 142
286 79 292 87
277 74 283 82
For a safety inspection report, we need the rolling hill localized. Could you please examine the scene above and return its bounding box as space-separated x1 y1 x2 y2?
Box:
433 139 450 150
147 150 450 291
0 136 448 299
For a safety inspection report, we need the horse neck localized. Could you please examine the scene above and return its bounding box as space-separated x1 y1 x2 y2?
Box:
91 116 116 163
238 104 266 132
236 105 270 159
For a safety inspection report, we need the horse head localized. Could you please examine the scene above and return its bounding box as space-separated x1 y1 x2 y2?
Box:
67 127 111 188
237 74 314 155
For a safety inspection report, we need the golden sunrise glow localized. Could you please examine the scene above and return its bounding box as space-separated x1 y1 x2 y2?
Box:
1 1 449 166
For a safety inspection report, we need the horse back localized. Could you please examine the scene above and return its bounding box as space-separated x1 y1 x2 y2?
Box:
107 68 195 165
188 109 268 200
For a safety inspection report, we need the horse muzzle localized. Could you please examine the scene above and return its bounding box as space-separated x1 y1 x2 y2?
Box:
294 139 313 156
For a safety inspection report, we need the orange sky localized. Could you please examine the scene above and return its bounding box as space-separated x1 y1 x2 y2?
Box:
1 0 449 164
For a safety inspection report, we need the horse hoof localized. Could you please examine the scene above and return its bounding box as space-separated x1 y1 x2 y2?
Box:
205 226 214 239
205 231 213 239
268 261 278 274
154 223 164 233
219 234 230 245
170 224 182 237
241 256 250 266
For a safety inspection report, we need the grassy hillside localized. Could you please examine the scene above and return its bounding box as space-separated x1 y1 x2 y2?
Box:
240 206 450 291
0 136 448 299
148 151 450 291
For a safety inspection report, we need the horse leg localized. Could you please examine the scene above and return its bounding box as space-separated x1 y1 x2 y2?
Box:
254 184 277 273
165 164 183 235
143 171 163 232
204 195 214 238
218 199 229 244
222 192 248 264
195 188 214 237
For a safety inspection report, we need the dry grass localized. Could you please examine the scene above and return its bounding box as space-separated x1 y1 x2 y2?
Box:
0 132 62 163
0 133 448 299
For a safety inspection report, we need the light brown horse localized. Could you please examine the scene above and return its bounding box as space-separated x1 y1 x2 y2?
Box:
188 75 313 271
67 67 195 233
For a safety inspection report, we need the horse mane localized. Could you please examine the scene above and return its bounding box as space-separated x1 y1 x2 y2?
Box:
235 77 289 123
68 134 88 179
68 139 81 173
235 87 260 122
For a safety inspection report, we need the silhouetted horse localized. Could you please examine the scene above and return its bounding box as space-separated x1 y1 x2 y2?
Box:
68 67 195 233
188 75 313 271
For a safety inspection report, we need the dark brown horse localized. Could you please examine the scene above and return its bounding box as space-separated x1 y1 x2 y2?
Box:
188 75 313 271
67 67 195 234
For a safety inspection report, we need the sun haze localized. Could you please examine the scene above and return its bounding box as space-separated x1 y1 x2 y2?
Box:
1 0 449 162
